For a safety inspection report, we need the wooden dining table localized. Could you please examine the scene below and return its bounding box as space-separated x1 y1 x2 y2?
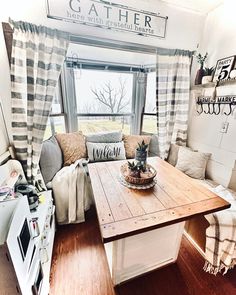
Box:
88 156 230 285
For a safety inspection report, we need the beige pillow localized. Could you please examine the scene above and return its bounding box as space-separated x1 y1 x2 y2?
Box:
123 135 151 159
175 147 211 179
56 132 87 166
167 144 191 166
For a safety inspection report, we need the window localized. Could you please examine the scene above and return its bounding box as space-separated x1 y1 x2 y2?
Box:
44 42 157 138
44 78 66 140
142 71 157 134
74 69 134 134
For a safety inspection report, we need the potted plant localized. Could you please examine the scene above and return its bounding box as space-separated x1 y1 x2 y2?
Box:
194 52 208 85
135 140 149 170
124 160 156 185
202 67 214 84
127 161 142 178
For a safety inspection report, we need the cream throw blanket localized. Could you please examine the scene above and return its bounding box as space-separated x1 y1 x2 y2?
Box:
204 185 236 275
52 159 93 224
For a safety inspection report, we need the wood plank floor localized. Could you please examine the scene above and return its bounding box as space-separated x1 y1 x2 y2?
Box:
50 207 236 295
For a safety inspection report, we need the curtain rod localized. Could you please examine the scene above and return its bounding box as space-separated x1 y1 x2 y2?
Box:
66 57 155 69
65 57 156 73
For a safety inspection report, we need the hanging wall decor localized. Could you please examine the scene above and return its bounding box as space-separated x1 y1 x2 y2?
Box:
46 0 168 38
212 56 236 82
196 95 236 116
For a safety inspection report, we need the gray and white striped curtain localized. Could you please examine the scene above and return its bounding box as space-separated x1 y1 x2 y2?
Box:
156 50 193 159
11 20 69 185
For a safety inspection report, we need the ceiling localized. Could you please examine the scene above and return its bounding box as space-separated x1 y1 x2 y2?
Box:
159 0 225 14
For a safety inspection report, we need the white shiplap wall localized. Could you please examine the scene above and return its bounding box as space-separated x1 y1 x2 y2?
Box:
188 86 236 187
188 3 236 188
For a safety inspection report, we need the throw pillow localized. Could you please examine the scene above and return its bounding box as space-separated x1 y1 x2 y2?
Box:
123 135 151 159
86 130 122 143
148 134 159 157
175 147 211 179
86 142 126 162
56 132 87 166
39 136 63 184
167 144 191 166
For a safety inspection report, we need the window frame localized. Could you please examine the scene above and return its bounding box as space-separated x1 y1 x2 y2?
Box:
141 70 157 135
45 76 68 138
66 62 141 135
48 63 157 137
49 36 158 136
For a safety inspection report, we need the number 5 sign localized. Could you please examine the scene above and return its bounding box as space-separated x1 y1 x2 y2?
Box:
213 56 235 82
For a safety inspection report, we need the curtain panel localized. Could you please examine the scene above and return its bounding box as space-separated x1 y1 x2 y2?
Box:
10 20 69 185
156 53 192 159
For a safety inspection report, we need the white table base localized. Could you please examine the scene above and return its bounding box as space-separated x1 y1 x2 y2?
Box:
104 221 185 285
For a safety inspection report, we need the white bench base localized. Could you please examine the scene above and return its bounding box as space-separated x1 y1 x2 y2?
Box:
104 221 185 285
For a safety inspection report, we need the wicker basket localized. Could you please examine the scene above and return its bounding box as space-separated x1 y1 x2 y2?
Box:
120 163 156 185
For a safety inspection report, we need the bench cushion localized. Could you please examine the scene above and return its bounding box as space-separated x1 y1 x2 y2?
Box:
86 131 122 143
40 136 63 184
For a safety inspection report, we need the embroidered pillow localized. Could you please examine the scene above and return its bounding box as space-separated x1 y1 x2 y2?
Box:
86 142 126 162
123 135 151 159
56 132 87 166
175 147 211 179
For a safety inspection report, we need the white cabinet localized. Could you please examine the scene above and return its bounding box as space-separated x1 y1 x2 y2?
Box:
104 222 185 285
0 191 55 295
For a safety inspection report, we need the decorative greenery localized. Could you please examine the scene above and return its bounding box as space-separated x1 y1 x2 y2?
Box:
136 140 149 152
204 67 215 76
195 52 208 67
128 161 145 177
127 161 144 177
128 161 138 171
128 161 143 171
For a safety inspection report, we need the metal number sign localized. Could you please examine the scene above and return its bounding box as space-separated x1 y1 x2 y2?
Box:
213 56 235 82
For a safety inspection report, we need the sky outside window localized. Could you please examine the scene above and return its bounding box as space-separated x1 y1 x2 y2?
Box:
74 69 133 114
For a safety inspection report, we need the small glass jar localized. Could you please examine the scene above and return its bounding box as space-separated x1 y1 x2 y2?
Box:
135 150 147 171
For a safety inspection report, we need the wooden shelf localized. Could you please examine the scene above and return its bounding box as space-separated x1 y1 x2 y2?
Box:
191 78 236 90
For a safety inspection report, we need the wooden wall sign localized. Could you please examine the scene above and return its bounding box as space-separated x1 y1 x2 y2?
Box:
46 0 168 38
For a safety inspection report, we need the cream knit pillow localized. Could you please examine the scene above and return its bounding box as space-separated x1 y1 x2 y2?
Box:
175 147 211 179
167 144 192 166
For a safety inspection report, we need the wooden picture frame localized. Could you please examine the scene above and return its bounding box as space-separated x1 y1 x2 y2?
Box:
213 55 236 82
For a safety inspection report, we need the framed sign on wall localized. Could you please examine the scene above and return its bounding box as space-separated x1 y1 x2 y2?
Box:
212 56 236 82
46 0 168 38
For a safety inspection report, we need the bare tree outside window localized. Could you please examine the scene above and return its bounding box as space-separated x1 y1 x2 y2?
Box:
81 102 97 113
75 70 133 134
90 77 131 120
